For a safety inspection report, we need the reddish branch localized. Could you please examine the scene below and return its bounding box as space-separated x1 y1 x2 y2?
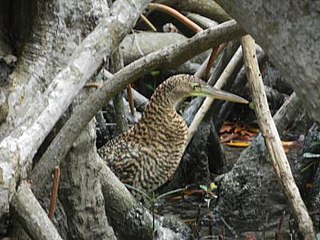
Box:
48 167 61 220
148 3 203 33
205 43 227 79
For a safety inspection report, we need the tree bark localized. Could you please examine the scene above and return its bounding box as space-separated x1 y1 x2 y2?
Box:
11 182 63 240
111 49 128 134
28 20 244 239
215 0 320 123
0 0 152 234
212 49 310 239
120 32 187 65
242 35 314 239
99 159 192 240
59 120 116 240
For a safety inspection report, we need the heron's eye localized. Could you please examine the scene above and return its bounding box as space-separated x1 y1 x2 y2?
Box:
192 83 201 91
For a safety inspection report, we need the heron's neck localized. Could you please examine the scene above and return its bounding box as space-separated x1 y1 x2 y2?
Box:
133 96 188 147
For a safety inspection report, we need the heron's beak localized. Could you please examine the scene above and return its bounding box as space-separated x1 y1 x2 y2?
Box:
192 84 248 104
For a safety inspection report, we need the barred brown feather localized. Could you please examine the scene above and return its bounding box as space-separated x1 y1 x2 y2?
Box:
97 74 247 194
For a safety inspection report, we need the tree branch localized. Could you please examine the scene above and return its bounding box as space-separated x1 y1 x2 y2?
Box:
148 3 203 32
241 35 315 239
272 92 301 134
98 157 190 239
59 121 116 239
216 0 320 123
187 46 243 144
31 20 246 192
111 49 128 133
157 0 231 22
0 0 151 223
11 182 63 240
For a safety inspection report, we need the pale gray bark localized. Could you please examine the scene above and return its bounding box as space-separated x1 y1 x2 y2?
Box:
186 13 218 28
242 35 314 239
29 20 244 239
273 93 301 134
120 32 187 65
11 182 63 240
0 0 151 234
214 49 266 129
216 91 306 238
120 32 209 75
99 158 191 240
183 40 240 125
59 121 116 240
216 0 320 123
187 47 243 144
111 49 128 134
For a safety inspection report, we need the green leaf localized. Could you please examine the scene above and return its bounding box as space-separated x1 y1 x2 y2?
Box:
249 102 255 110
199 185 208 192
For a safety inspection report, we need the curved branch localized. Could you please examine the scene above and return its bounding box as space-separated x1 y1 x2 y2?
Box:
31 20 245 192
148 3 203 32
0 0 151 227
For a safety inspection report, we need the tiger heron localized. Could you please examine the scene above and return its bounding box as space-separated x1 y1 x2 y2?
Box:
98 74 248 194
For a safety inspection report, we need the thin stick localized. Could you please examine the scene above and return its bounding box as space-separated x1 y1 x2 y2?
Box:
205 43 227 79
84 82 103 89
272 92 300 134
187 47 243 144
48 166 60 220
148 3 203 33
241 34 315 239
140 14 157 32
127 84 135 115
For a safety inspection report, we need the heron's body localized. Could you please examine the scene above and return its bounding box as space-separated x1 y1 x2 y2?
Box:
98 74 247 194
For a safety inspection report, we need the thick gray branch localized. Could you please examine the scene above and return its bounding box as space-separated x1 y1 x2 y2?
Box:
11 182 62 240
99 160 153 239
31 20 246 192
120 32 187 65
111 49 128 133
99 158 190 240
273 92 301 134
59 121 116 240
0 0 151 225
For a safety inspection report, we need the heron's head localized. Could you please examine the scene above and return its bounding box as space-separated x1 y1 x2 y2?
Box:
155 74 248 109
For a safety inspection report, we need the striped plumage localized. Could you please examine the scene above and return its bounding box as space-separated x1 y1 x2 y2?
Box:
98 74 248 194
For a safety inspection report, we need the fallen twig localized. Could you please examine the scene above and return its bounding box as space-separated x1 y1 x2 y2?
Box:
140 14 157 32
